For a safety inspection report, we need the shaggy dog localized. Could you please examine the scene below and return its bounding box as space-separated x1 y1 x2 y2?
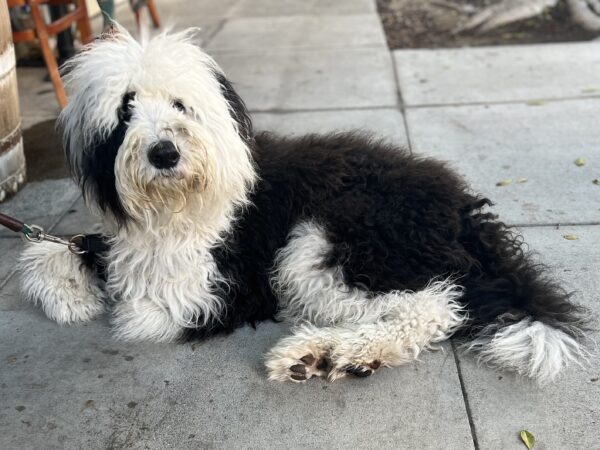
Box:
19 28 589 384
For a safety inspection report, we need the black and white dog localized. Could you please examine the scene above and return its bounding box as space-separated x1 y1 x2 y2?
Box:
20 28 589 384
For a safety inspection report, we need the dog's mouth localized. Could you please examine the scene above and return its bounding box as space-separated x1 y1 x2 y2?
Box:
150 169 205 193
153 168 184 180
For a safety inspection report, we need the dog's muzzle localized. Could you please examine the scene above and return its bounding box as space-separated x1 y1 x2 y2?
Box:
148 140 180 169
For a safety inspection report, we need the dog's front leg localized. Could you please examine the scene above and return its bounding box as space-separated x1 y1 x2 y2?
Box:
111 297 184 342
19 242 105 324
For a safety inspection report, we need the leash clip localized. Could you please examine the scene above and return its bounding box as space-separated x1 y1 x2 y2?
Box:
22 224 87 255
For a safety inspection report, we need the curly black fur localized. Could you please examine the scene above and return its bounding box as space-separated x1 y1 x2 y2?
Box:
181 131 587 342
66 92 135 227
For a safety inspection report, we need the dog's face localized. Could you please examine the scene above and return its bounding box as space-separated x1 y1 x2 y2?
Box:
59 28 256 232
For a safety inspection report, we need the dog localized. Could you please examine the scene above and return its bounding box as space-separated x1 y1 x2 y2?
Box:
19 27 589 384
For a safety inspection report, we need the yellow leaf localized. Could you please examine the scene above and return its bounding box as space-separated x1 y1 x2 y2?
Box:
496 179 513 187
517 177 528 183
581 88 597 94
520 430 535 449
526 100 545 106
563 234 579 241
574 157 586 167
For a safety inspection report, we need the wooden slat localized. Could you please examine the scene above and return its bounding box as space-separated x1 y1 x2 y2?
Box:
0 69 20 143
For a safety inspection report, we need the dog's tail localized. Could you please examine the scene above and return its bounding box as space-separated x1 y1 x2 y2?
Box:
458 200 591 385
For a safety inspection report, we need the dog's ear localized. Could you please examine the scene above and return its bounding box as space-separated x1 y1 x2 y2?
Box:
214 72 253 144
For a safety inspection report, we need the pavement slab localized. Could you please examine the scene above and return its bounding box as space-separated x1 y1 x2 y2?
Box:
0 310 475 449
455 225 600 450
228 0 376 18
0 238 22 286
252 108 408 147
0 179 80 237
51 196 104 236
214 48 397 111
89 0 235 34
406 99 600 226
393 43 600 106
207 14 386 52
17 68 61 127
0 272 26 311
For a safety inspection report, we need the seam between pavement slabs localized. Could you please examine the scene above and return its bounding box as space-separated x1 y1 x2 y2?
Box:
388 45 413 154
510 222 600 228
451 340 480 450
202 18 228 47
402 94 600 110
249 105 398 114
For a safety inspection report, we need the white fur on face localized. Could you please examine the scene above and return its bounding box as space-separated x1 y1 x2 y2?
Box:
59 27 257 238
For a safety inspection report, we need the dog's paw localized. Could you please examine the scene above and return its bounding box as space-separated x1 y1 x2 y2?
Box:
328 359 383 381
265 333 331 382
269 352 331 382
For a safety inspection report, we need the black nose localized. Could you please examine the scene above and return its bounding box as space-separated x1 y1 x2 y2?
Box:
148 140 180 169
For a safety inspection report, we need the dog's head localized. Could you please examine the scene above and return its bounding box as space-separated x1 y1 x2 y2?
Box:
59 27 256 234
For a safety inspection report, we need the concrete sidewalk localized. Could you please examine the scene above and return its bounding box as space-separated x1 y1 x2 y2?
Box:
1 0 599 448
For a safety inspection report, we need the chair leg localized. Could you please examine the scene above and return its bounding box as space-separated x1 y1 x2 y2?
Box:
29 0 68 108
75 0 93 44
146 0 161 28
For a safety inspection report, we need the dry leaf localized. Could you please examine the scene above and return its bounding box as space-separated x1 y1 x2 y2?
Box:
520 430 535 449
563 234 579 241
574 157 586 167
517 177 528 183
526 100 545 106
593 179 600 185
496 179 513 187
581 88 597 94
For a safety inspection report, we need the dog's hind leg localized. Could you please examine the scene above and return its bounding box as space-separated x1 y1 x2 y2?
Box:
273 221 465 326
268 221 467 382
19 242 105 324
266 282 467 382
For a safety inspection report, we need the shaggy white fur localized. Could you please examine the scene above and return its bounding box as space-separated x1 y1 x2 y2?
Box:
19 242 105 324
107 230 227 342
465 318 589 385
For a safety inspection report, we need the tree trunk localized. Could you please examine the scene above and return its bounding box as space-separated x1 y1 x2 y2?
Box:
0 0 26 203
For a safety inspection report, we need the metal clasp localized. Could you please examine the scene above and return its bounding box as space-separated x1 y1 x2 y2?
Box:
22 224 87 255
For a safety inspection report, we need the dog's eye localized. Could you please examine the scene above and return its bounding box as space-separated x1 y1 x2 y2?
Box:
118 91 135 122
172 99 186 113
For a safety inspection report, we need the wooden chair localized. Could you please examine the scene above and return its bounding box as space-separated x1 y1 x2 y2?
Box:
134 0 161 29
8 0 92 109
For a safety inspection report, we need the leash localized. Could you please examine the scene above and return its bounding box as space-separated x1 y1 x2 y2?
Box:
0 211 89 255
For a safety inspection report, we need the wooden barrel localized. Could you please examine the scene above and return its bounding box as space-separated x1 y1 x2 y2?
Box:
0 0 26 203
